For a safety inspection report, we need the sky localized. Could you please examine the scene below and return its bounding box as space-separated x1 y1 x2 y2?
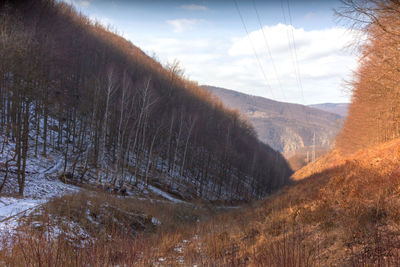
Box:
66 0 360 105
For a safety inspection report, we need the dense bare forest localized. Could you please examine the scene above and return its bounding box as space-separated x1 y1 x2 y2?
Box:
0 0 291 200
336 0 400 153
2 0 400 266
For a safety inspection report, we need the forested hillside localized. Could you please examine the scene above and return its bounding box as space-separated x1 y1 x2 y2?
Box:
0 0 291 200
4 0 400 265
336 0 400 153
204 86 342 153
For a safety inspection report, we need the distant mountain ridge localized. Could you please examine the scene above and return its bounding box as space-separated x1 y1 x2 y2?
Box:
308 103 349 117
203 86 344 153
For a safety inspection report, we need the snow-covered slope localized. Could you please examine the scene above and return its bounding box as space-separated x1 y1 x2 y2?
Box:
0 136 80 234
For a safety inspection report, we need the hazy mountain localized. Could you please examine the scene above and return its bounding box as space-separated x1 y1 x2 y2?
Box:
203 85 344 153
308 103 349 117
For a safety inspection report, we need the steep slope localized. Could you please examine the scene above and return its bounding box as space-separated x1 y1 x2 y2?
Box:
8 138 399 266
336 1 400 154
0 0 291 200
146 139 400 265
2 0 400 266
204 85 343 153
308 103 349 117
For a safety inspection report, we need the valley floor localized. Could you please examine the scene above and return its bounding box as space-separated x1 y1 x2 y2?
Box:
2 136 400 266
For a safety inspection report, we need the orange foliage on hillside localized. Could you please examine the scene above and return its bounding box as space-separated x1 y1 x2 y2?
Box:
336 1 400 153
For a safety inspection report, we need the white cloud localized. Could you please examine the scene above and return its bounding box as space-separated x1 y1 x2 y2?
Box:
166 19 202 33
226 24 360 103
180 4 208 11
229 24 355 59
133 24 360 104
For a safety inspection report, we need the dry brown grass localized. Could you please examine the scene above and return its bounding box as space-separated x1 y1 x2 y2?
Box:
2 139 400 266
0 190 214 266
176 138 400 266
287 148 330 172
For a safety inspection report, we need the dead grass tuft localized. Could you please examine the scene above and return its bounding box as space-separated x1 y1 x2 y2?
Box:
3 139 400 265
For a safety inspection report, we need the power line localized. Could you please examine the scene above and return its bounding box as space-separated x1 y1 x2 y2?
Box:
252 0 300 125
281 0 316 155
283 0 309 115
286 0 305 104
280 0 300 96
236 0 316 157
233 0 275 99
252 0 287 101
284 0 312 126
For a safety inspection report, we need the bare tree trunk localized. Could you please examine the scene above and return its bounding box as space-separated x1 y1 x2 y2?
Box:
145 123 162 186
0 153 16 193
114 71 130 185
180 116 197 179
97 66 116 183
19 99 30 196
171 113 184 178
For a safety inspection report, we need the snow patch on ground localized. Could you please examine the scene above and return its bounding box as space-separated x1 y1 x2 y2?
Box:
0 198 44 222
151 217 161 225
0 137 81 236
147 184 184 204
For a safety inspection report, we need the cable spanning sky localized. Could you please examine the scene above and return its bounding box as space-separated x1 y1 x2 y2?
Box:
66 0 359 104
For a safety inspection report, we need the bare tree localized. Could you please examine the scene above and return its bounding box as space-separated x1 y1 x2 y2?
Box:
180 115 197 179
97 65 117 183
